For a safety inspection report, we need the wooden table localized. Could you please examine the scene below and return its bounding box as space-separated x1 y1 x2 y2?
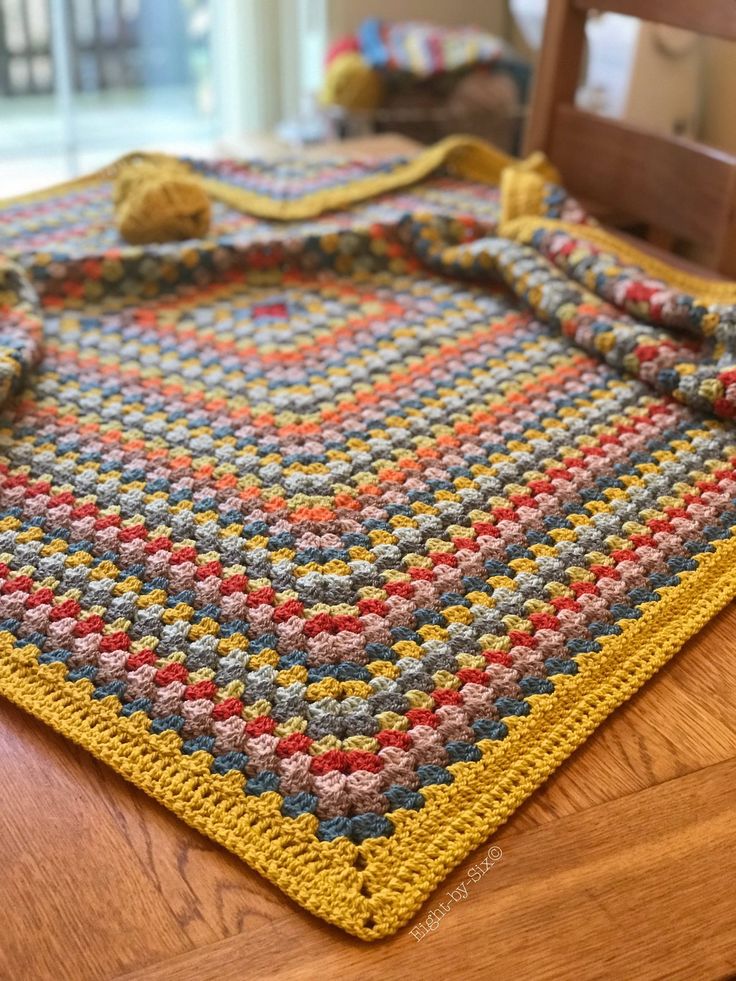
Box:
2 136 735 981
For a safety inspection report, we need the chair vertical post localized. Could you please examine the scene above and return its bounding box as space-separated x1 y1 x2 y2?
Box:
523 0 588 157
715 172 736 278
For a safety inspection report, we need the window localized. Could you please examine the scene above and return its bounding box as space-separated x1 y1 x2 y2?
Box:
0 0 218 194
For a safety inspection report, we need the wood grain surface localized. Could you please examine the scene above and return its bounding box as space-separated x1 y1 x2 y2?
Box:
1 601 734 981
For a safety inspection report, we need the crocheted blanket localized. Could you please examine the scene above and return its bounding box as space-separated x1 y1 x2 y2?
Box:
1 142 735 940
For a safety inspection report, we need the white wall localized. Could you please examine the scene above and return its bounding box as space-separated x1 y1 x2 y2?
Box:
701 38 736 154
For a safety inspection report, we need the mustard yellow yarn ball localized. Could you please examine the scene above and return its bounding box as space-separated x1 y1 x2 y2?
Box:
114 158 211 245
321 52 385 112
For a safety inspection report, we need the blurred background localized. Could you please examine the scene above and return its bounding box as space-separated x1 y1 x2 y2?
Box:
0 0 734 196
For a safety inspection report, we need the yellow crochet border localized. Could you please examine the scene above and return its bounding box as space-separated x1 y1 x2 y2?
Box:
0 136 556 220
199 140 557 221
0 136 507 208
2 531 736 940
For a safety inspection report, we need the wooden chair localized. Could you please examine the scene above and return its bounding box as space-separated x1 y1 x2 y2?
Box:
524 0 736 277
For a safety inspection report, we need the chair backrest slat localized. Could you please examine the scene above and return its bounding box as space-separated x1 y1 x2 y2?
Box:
549 107 736 251
524 0 736 276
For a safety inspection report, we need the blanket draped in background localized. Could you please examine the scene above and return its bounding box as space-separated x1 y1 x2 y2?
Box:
0 140 735 938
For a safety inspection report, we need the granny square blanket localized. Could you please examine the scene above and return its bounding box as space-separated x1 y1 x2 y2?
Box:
1 140 735 938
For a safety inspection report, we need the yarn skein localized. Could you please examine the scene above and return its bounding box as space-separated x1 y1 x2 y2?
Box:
114 157 211 244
